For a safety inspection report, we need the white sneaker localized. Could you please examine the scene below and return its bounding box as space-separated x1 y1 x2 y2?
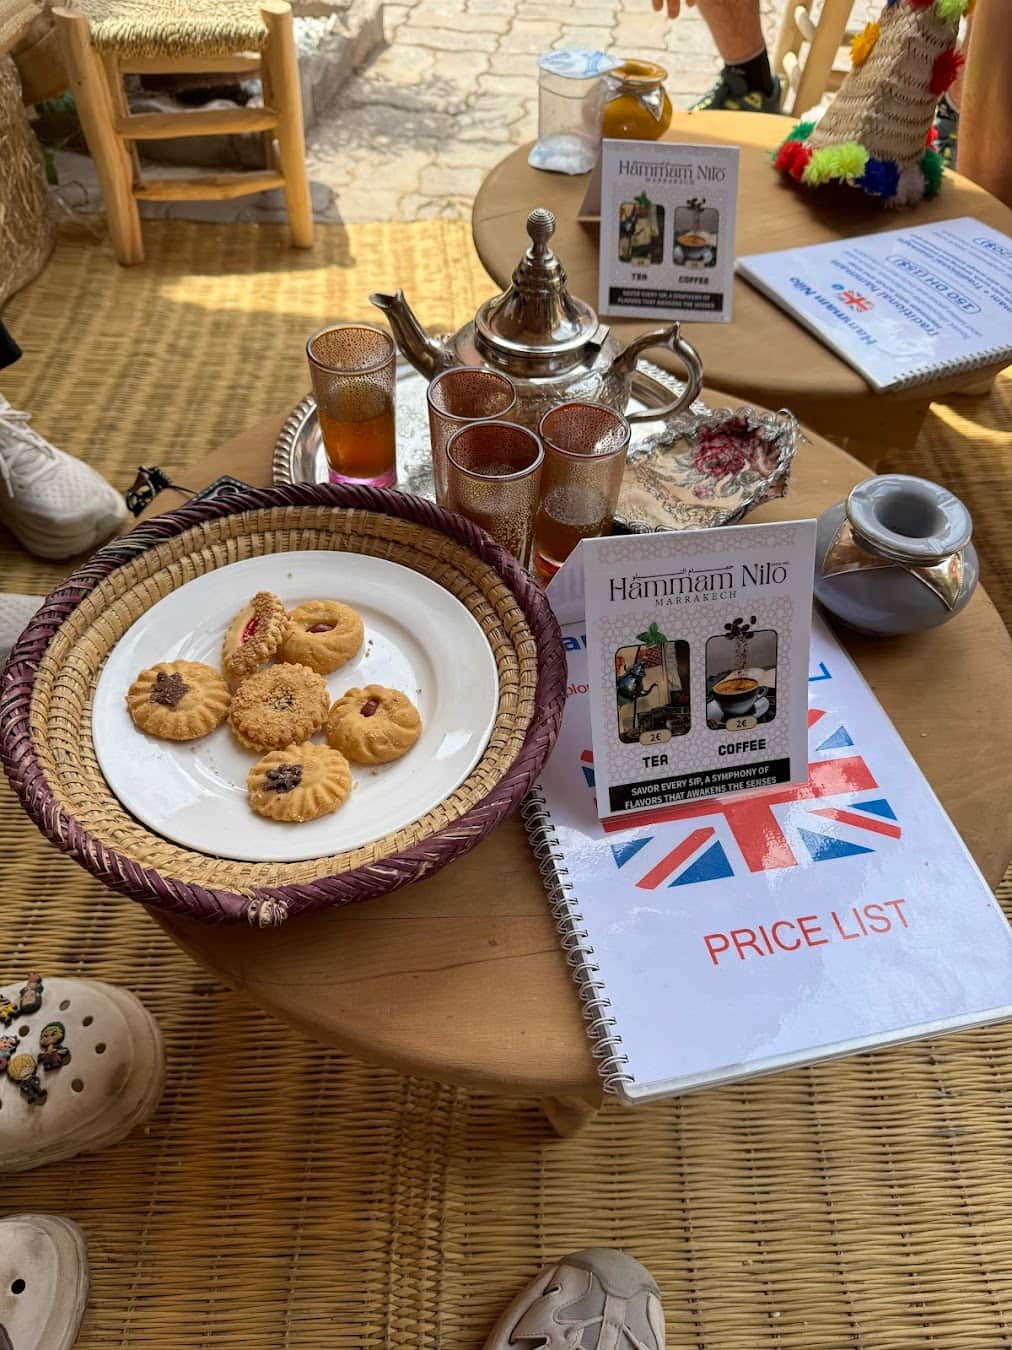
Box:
0 396 127 560
0 593 43 666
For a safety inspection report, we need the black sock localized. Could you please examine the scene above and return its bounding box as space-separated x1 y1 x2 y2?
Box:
726 46 775 96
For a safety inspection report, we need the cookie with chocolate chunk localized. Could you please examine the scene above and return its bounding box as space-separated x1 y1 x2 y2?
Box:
325 684 421 765
127 661 230 741
221 591 290 680
228 662 330 751
247 742 352 822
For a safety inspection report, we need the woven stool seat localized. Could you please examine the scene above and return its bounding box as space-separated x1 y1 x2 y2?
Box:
65 0 268 60
53 0 312 261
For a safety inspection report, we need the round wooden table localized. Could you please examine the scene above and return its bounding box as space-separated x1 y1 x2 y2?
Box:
472 111 1012 461
143 405 1012 1122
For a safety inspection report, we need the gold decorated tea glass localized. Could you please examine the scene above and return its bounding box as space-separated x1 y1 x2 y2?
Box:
533 401 631 578
444 421 544 564
426 366 517 507
307 323 397 487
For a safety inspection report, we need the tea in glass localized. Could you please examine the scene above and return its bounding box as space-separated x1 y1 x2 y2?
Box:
307 324 397 487
444 421 543 564
533 401 630 578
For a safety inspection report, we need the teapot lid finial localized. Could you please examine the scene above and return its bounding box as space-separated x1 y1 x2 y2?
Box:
526 207 556 256
474 205 602 370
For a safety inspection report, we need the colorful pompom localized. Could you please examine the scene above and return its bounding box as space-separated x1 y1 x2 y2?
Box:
802 142 869 186
935 0 969 19
930 48 964 95
774 139 813 180
859 157 900 198
925 124 939 147
851 21 880 67
892 164 926 208
786 119 817 144
920 146 944 197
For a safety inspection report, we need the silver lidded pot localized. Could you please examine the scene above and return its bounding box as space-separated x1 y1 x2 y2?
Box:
370 206 703 432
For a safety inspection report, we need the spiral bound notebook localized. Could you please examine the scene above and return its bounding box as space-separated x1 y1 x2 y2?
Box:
524 613 1012 1103
736 217 1012 392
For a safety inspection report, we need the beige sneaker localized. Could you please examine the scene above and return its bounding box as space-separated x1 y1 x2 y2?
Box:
0 976 165 1174
0 1214 89 1350
0 397 126 560
483 1249 665 1350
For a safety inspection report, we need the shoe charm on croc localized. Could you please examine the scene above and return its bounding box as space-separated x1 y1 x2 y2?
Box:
37 1023 70 1073
7 1054 46 1106
0 1038 18 1075
18 974 43 1017
0 995 17 1028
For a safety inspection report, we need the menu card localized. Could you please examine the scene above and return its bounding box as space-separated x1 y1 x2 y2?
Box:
593 139 740 323
580 521 816 819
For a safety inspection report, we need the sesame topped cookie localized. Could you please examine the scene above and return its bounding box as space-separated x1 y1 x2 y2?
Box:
228 662 330 752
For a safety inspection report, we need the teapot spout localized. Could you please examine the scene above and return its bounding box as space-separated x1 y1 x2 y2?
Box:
369 290 447 379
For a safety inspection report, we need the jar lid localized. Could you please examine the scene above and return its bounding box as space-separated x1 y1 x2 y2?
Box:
537 48 618 78
474 208 605 372
608 58 669 90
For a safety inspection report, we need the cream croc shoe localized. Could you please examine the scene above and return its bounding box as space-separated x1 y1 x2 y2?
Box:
482 1248 665 1350
0 1214 89 1350
0 977 165 1174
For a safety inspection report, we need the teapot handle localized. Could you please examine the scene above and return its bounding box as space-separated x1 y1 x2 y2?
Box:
614 324 704 424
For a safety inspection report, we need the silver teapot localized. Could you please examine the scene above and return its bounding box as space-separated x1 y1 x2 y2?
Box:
370 206 703 431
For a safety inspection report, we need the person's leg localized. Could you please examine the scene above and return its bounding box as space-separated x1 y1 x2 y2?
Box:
954 0 1011 204
692 0 764 63
686 0 780 111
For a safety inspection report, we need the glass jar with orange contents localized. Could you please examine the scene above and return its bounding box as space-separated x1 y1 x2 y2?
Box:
602 60 673 141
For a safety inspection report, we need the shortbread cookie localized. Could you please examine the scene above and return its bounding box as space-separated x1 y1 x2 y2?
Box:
326 684 422 765
127 661 230 741
247 742 353 822
228 662 330 751
221 590 290 680
279 600 364 675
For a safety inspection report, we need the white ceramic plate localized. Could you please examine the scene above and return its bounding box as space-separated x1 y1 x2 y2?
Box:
92 551 499 863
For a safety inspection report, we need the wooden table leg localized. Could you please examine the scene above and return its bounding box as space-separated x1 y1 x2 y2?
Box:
542 1096 599 1138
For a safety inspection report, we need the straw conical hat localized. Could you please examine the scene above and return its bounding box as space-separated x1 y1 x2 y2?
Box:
774 0 968 206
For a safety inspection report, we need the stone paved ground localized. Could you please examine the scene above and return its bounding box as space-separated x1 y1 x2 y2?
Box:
307 0 879 223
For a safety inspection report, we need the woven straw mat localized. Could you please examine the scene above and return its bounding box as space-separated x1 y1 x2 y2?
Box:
1 221 1012 1348
64 0 268 57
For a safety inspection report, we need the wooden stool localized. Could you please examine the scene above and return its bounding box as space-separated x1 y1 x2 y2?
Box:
52 0 313 264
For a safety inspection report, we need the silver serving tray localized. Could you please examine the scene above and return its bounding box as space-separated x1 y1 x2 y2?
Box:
273 360 705 509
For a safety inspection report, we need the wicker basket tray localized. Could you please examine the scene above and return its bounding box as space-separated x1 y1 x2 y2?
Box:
1 483 566 925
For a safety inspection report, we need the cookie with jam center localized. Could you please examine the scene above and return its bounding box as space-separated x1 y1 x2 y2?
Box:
325 684 421 765
228 662 330 751
279 599 364 675
247 742 352 822
127 660 230 741
221 590 291 681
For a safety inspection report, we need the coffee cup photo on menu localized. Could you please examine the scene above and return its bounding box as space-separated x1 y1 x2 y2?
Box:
672 199 719 270
706 616 777 731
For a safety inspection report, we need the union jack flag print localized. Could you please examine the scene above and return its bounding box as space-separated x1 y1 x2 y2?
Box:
580 704 901 890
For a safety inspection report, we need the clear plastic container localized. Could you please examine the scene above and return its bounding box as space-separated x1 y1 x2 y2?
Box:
529 49 617 176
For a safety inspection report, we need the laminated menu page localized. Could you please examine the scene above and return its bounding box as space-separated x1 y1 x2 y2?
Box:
582 521 816 819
